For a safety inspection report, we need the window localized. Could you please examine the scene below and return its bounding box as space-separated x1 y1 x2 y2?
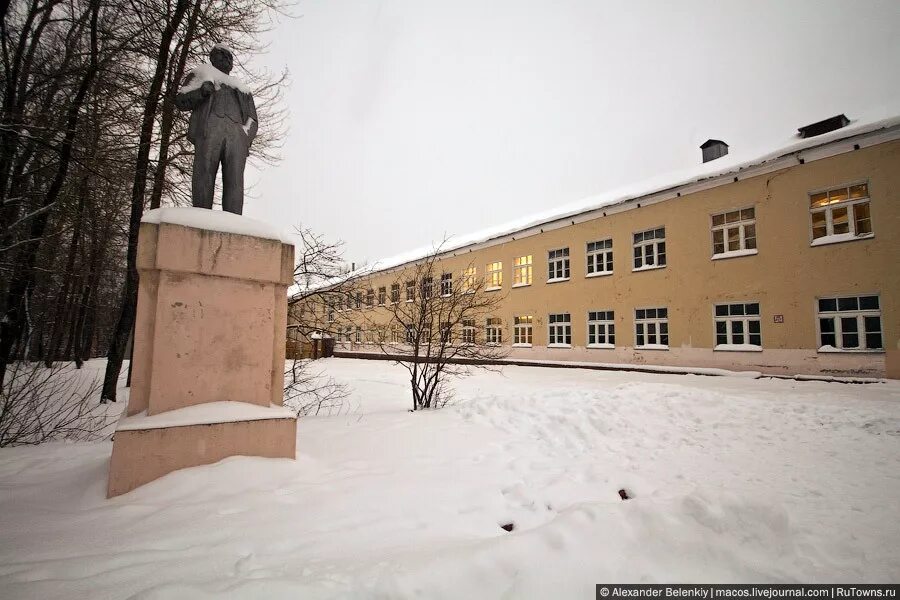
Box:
513 255 533 286
486 261 503 290
336 297 344 312
366 289 374 307
635 307 668 348
377 286 386 306
809 182 872 244
441 272 453 296
711 208 757 257
327 308 335 323
390 326 403 344
817 295 882 351
391 283 400 303
513 315 533 346
547 248 570 281
355 326 362 343
485 318 502 344
586 239 613 276
587 310 615 347
405 325 415 344
548 313 572 346
345 325 353 342
406 280 415 302
421 276 433 300
440 322 452 343
633 227 666 270
462 267 476 292
462 319 476 344
355 292 362 309
714 302 761 349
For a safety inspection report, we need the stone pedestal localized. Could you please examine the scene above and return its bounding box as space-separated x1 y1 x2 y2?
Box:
108 208 297 498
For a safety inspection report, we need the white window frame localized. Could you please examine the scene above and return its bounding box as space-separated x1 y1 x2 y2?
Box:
440 272 453 297
587 310 615 348
366 289 375 308
548 313 572 347
547 248 570 283
390 283 400 303
809 182 873 247
421 276 433 300
462 319 476 344
586 239 613 277
816 294 883 352
485 317 503 345
713 302 762 351
462 267 476 293
711 207 757 260
355 326 362 343
377 286 386 306
406 280 415 302
513 255 533 287
486 261 503 291
632 227 666 271
634 307 668 349
513 315 533 347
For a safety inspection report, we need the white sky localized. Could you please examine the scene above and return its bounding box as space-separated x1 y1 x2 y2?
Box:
243 0 900 267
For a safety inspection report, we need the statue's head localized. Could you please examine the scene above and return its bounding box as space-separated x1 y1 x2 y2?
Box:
210 45 233 74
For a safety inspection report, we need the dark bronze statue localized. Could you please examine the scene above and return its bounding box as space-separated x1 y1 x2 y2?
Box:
175 45 258 215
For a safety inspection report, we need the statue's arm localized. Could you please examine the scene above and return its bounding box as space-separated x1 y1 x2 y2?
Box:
245 93 259 145
175 73 207 111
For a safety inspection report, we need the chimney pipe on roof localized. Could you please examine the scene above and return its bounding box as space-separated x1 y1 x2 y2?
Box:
700 139 728 163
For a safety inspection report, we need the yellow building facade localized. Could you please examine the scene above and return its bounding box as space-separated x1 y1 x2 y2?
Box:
298 120 900 379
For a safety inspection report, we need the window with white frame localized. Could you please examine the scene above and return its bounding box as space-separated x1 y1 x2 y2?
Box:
377 286 386 306
547 248 570 281
486 261 503 289
633 227 666 270
587 310 615 347
586 239 613 275
513 315 533 345
809 182 872 244
406 280 415 302
355 292 362 309
391 283 400 303
345 325 353 342
366 289 374 307
462 266 476 292
462 318 476 344
485 317 502 344
405 324 415 344
817 295 882 351
440 322 452 343
714 302 761 349
441 272 453 296
421 276 433 300
355 326 362 343
390 326 402 344
711 208 756 257
548 313 572 346
635 307 668 348
327 308 335 323
513 255 532 286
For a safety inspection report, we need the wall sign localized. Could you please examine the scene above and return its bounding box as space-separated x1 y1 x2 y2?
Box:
773 315 784 323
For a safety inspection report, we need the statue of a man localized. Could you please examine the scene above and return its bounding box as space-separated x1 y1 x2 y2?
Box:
175 45 258 215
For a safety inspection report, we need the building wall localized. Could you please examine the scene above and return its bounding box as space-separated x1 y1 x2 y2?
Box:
304 137 900 378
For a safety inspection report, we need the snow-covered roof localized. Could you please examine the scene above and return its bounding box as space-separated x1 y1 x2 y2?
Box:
292 106 900 298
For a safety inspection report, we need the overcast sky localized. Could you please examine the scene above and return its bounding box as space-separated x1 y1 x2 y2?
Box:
243 0 900 267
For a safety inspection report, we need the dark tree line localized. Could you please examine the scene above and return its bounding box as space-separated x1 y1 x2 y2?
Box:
0 0 289 396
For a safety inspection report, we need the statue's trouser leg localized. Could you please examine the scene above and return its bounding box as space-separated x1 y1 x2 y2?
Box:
192 132 224 209
221 125 248 215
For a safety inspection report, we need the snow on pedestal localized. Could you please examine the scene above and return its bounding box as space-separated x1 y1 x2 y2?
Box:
107 208 296 498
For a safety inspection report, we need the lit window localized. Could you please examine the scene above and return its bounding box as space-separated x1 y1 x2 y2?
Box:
817 295 882 351
486 262 503 289
586 239 613 276
513 255 533 286
441 272 453 296
587 310 615 347
366 289 374 307
633 228 666 270
547 248 570 281
809 183 872 244
462 266 476 292
635 307 668 348
462 319 476 344
513 315 533 346
377 287 386 306
390 283 400 303
711 208 756 257
485 317 503 344
548 313 572 346
714 302 761 349
406 280 415 302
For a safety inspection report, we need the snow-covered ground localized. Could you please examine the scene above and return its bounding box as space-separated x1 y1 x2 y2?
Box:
1 358 899 598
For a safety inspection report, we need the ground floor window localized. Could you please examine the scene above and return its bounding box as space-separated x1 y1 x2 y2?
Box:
635 307 668 348
817 295 882 351
587 310 615 347
514 315 533 346
548 313 572 346
485 318 503 344
462 319 476 344
714 302 761 349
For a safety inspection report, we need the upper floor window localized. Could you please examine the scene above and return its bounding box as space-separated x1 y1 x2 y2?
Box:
587 310 615 347
377 286 386 306
586 239 613 276
810 183 872 245
462 266 476 292
711 208 756 258
635 307 668 349
486 261 503 290
390 283 400 303
462 319 476 344
366 289 374 307
817 295 882 352
633 227 666 271
485 317 503 344
714 302 761 350
513 315 533 346
406 280 415 302
548 313 572 346
421 276 433 300
441 272 453 296
355 292 362 309
513 255 533 286
547 248 570 282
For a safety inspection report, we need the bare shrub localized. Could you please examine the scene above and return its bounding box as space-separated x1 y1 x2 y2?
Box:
283 358 352 417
